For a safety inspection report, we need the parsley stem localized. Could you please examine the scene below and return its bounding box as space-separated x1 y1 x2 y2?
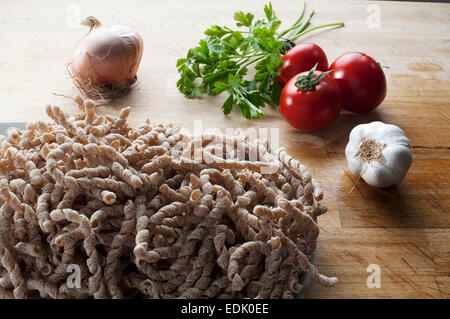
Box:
289 22 344 41
277 0 306 39
288 10 314 40
223 52 258 60
236 54 266 75
292 0 307 27
277 21 304 39
235 53 264 65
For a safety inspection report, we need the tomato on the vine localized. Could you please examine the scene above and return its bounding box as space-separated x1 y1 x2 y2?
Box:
276 42 329 87
279 64 341 132
330 52 387 113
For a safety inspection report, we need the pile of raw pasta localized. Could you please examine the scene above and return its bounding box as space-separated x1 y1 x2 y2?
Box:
0 97 336 299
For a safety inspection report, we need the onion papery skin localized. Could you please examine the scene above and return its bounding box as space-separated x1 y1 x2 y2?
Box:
69 23 144 98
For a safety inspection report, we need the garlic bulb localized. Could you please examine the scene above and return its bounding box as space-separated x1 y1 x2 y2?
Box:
345 121 412 188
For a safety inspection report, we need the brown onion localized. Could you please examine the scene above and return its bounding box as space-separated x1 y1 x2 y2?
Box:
69 17 144 99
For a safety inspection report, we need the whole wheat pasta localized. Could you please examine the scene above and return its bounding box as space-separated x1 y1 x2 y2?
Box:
0 97 336 299
104 199 136 298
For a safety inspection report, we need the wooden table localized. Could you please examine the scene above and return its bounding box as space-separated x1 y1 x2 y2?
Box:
0 0 449 298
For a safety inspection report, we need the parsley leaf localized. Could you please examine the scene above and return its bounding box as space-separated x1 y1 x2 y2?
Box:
234 11 254 27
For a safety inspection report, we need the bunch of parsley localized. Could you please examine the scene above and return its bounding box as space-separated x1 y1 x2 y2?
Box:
176 2 343 119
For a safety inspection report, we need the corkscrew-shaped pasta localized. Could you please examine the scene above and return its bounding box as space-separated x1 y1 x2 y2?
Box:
0 96 335 299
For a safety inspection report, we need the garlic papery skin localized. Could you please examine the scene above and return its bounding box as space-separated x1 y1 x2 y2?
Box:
345 121 412 188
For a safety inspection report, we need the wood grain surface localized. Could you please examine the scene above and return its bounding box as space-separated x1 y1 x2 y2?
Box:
0 0 449 298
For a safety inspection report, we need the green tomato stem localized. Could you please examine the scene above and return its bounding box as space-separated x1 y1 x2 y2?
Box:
295 63 335 91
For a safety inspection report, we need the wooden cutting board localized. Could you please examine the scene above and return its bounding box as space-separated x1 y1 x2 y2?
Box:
0 0 448 298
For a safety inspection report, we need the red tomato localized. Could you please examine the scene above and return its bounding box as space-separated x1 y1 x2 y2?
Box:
276 42 328 87
330 52 387 113
280 69 341 132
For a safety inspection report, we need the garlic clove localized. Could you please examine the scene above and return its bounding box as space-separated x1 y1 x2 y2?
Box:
345 146 364 175
361 163 392 188
381 144 412 181
383 135 410 148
